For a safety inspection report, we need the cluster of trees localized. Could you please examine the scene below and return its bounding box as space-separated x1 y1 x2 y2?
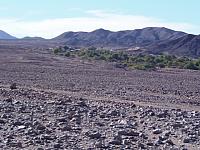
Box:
53 46 75 55
53 47 200 71
126 55 200 70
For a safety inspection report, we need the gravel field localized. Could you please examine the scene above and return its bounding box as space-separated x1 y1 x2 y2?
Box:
0 46 200 149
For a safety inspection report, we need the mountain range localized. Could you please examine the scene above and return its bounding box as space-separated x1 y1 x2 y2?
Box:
0 27 200 57
53 27 186 47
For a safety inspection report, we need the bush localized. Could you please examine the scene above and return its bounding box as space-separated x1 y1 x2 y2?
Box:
184 62 199 70
65 52 71 57
53 48 60 54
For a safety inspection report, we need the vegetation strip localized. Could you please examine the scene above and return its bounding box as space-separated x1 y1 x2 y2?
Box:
54 47 200 70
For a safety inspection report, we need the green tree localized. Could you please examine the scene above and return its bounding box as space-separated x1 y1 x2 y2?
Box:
184 62 199 70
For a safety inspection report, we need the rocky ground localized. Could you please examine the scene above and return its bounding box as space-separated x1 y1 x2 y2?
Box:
0 46 200 149
0 87 199 150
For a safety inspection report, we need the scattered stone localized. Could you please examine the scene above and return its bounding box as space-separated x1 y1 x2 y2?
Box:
85 131 101 139
118 129 140 136
54 143 61 149
109 135 122 145
138 143 146 149
56 117 68 122
5 98 13 103
183 138 191 143
0 119 6 124
166 139 174 145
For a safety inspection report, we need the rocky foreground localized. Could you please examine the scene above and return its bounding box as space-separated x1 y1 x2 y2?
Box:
0 87 199 150
0 46 200 150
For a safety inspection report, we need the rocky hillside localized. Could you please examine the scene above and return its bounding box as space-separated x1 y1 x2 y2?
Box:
144 34 200 58
52 27 200 58
0 30 17 40
53 27 186 48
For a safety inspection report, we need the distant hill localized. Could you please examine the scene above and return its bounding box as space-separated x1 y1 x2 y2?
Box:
0 30 17 39
53 27 187 48
144 34 200 58
22 36 46 40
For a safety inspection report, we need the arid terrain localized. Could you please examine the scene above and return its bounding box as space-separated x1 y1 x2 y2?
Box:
0 44 200 150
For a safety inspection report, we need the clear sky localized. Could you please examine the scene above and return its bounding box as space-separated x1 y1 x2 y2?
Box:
0 0 199 38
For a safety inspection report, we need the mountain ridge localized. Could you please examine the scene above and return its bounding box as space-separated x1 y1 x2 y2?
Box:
1 27 200 57
53 27 187 48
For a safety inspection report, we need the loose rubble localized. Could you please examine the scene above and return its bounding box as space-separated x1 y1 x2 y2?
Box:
0 88 199 150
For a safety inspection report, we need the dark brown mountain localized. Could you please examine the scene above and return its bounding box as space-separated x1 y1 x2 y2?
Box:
53 27 186 48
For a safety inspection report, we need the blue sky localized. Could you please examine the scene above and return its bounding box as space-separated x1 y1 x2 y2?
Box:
0 0 199 38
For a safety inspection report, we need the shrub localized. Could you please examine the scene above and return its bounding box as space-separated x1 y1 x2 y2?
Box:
53 47 200 71
53 48 60 54
65 52 71 57
184 62 199 70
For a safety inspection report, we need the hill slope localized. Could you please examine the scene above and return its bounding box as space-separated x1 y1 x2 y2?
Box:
53 27 186 48
0 30 17 39
144 34 200 58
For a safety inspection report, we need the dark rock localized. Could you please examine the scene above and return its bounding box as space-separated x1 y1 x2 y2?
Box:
13 121 23 126
146 142 154 146
166 139 174 145
9 141 22 148
37 148 44 150
54 143 61 149
0 119 6 124
139 133 148 139
109 135 122 145
163 130 171 137
1 114 8 119
77 99 87 107
138 143 146 149
10 83 17 90
118 129 140 136
41 134 55 141
60 125 72 131
5 98 13 103
159 135 168 141
85 131 101 139
36 123 46 130
109 110 120 116
56 117 68 122
157 110 168 118
183 137 194 143
154 138 164 145
172 122 183 129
